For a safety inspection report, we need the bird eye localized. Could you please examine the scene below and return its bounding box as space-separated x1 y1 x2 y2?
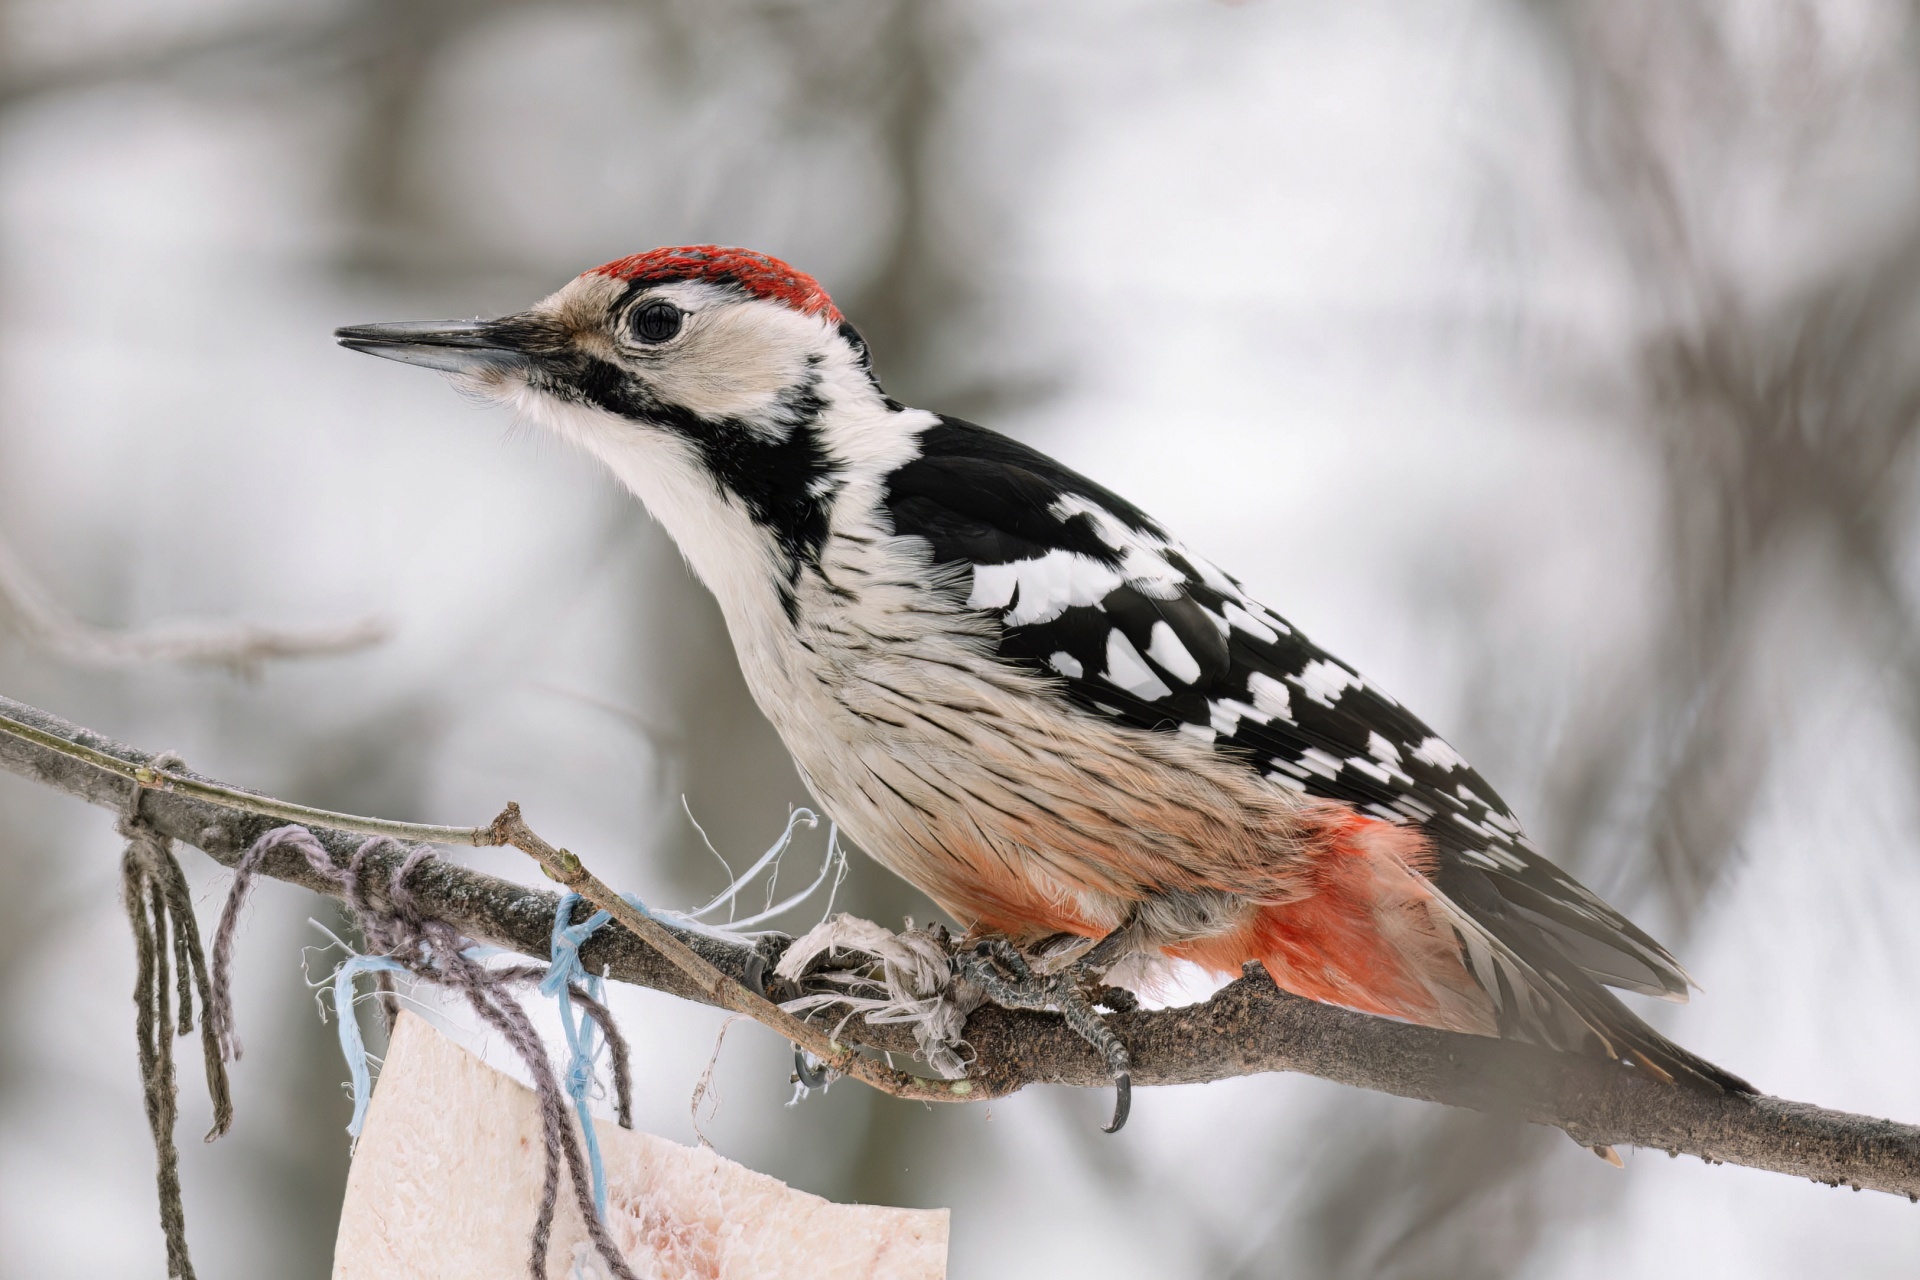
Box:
629 300 683 344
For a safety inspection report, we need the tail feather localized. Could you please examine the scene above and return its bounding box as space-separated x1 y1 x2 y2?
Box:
1435 888 1753 1093
1483 908 1754 1092
1184 810 1753 1094
1492 874 1693 1002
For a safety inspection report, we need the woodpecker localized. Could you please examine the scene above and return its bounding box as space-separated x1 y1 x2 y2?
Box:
338 245 1750 1129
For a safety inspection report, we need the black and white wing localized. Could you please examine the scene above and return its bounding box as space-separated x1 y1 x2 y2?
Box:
884 417 1743 1084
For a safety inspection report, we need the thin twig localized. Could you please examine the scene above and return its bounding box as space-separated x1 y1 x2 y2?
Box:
491 803 971 1106
0 702 489 847
2 693 1918 1198
0 537 388 674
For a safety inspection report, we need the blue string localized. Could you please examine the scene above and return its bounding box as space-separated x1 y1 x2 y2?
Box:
332 953 407 1140
541 892 624 1221
326 894 653 1212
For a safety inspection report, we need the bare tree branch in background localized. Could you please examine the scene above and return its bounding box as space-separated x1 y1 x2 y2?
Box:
0 536 387 673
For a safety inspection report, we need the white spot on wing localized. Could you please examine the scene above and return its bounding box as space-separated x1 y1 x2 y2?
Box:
1297 747 1343 779
1146 622 1201 684
1208 700 1242 736
1483 808 1521 835
1392 796 1435 822
1050 493 1132 550
1292 659 1358 706
1214 696 1268 726
1479 842 1527 871
1120 549 1184 597
1255 606 1292 636
1223 602 1278 644
1047 651 1083 679
1413 736 1469 772
1048 494 1191 601
968 561 1020 611
1184 552 1240 596
968 551 1123 626
1346 756 1393 785
1103 630 1172 700
1247 672 1293 721
1351 732 1415 787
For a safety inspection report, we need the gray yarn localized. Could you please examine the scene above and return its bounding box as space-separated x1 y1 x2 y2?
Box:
120 755 232 1280
208 825 638 1280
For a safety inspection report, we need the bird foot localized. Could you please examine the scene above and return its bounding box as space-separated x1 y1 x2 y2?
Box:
956 937 1133 1133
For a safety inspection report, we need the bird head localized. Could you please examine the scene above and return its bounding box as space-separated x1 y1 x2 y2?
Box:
336 246 914 618
336 245 874 429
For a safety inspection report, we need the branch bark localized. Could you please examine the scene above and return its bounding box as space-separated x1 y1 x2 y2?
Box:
2 693 1915 1199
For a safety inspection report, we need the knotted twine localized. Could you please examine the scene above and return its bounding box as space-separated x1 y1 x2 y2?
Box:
119 755 232 1280
201 825 641 1280
541 892 634 1220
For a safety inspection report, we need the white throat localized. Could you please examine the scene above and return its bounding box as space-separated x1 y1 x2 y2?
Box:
512 386 784 631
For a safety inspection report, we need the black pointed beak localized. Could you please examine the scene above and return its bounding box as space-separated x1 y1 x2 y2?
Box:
333 319 529 375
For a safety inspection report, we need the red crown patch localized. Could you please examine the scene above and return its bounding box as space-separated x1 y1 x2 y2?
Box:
588 246 843 325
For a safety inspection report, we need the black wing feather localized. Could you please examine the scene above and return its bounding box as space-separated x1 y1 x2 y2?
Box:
882 416 1748 1089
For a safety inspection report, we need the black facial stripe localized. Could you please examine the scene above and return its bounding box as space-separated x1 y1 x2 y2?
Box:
549 353 841 620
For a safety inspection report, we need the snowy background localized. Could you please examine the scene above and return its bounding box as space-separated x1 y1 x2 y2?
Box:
2 1 1918 1276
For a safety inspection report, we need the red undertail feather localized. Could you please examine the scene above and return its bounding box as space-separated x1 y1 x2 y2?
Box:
1171 808 1498 1037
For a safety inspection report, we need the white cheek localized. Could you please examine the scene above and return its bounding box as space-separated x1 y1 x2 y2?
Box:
506 387 788 624
640 307 821 422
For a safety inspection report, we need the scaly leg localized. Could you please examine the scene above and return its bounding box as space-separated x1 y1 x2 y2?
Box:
957 937 1135 1132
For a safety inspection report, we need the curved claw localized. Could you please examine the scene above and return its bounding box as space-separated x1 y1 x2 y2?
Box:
741 951 768 997
1103 1072 1132 1134
959 937 1137 1133
793 1045 829 1089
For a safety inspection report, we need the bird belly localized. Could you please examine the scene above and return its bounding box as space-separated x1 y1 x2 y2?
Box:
717 531 1493 1033
779 664 1492 1035
750 608 1319 947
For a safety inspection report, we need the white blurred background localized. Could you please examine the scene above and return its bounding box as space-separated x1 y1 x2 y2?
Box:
3 1 1919 1276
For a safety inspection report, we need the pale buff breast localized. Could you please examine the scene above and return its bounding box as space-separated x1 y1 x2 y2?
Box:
734 528 1326 947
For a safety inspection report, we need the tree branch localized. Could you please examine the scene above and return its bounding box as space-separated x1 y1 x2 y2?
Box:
1 693 1915 1199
